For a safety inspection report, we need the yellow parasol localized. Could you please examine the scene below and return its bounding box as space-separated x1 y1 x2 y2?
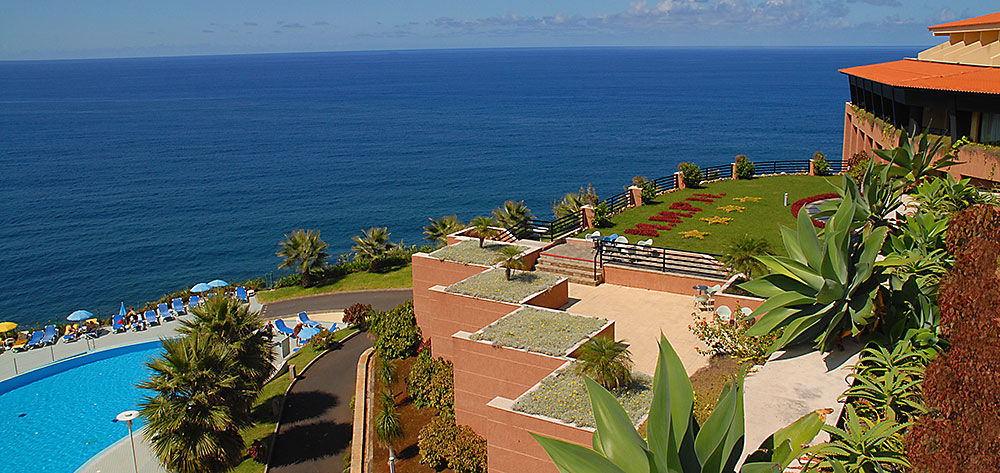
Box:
0 322 17 332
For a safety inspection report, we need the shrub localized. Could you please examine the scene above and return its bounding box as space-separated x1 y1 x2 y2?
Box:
678 162 703 187
847 150 872 182
368 248 409 273
719 234 772 278
343 303 372 328
311 330 341 350
625 228 658 237
592 202 613 227
406 349 455 411
907 205 1000 472
417 412 457 469
688 307 778 365
812 151 831 175
368 300 422 360
450 426 488 473
734 154 755 179
275 273 302 288
631 176 658 203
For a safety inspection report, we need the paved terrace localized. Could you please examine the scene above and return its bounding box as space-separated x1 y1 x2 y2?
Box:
562 282 708 376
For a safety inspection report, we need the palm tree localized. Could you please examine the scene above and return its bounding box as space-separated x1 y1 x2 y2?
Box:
469 216 496 248
574 336 633 390
179 295 275 393
352 227 396 261
492 200 534 228
496 245 524 281
373 355 397 395
276 229 330 288
551 185 599 218
374 392 404 473
139 334 248 473
719 234 772 278
423 215 465 246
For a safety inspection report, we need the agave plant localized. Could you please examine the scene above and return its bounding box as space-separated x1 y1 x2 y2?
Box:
741 193 888 351
912 174 992 219
492 200 534 228
469 216 496 247
423 215 465 246
877 128 959 187
805 405 910 473
495 245 524 281
821 164 904 230
276 229 330 287
532 334 826 473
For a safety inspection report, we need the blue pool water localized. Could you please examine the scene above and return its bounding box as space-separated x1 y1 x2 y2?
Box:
0 342 162 472
0 47 918 325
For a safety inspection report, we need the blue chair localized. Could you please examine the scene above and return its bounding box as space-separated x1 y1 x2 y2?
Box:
171 298 186 315
188 295 200 308
158 303 174 321
235 287 248 302
273 319 296 337
112 313 127 333
26 330 44 348
145 310 159 326
39 325 57 345
298 312 322 328
327 322 341 333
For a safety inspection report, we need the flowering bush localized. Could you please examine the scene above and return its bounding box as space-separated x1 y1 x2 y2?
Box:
636 223 671 230
343 302 372 328
625 228 659 236
790 193 840 228
678 162 704 187
734 154 756 179
688 307 779 366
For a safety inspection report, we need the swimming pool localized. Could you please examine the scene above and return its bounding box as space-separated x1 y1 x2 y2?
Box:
0 341 164 472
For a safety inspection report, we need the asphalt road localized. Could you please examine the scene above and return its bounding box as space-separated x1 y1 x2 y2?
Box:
268 334 374 473
261 288 413 319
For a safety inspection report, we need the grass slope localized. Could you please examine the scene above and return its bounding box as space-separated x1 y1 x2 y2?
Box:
256 265 413 303
580 175 839 256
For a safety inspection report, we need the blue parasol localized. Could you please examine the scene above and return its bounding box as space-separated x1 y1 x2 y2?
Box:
190 283 212 293
67 310 94 321
206 279 228 288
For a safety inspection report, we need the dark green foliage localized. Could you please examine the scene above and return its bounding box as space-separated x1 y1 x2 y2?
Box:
368 300 422 360
369 247 410 273
311 330 341 350
351 226 396 261
423 215 465 246
574 336 633 390
552 185 599 218
719 234 772 278
343 302 372 328
679 162 703 187
406 349 455 412
417 411 486 473
846 150 871 182
276 229 330 288
592 202 613 227
492 200 534 228
812 151 831 175
734 154 756 179
808 405 911 473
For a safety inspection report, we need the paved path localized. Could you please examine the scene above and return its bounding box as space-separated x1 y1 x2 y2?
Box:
261 288 413 319
269 335 373 473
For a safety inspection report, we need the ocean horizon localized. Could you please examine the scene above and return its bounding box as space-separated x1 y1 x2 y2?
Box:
0 46 914 326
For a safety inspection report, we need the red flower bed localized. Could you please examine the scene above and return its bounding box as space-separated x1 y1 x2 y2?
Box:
686 197 715 203
625 228 659 237
695 193 726 198
790 193 840 228
637 223 671 230
649 215 682 223
669 202 702 212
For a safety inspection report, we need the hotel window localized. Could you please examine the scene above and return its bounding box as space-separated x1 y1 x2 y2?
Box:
982 113 1000 145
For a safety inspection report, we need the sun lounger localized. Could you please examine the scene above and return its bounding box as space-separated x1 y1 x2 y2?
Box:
157 303 174 322
26 330 44 349
39 325 57 345
83 318 100 338
113 313 127 333
327 322 342 332
188 296 200 308
62 324 79 343
273 319 296 337
145 310 159 326
235 287 248 302
171 298 186 315
12 332 29 352
298 312 322 328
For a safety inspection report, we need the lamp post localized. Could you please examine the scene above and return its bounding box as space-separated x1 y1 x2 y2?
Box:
116 410 141 473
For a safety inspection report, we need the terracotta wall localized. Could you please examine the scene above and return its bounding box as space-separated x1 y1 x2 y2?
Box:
484 398 595 473
421 287 521 359
521 278 569 309
603 264 726 294
411 254 492 357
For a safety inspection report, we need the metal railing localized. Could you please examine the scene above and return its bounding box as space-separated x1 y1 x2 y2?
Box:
650 174 677 193
595 240 728 280
752 160 810 176
600 190 630 216
507 213 583 242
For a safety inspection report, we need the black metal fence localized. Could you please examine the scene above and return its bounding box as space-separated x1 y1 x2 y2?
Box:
595 240 728 280
752 160 810 176
600 190 631 216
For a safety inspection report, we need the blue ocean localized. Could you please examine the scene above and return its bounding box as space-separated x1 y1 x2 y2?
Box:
0 47 913 325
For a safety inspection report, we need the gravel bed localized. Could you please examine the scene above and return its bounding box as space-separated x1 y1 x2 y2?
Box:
445 269 562 303
429 240 526 265
472 307 607 356
513 369 652 428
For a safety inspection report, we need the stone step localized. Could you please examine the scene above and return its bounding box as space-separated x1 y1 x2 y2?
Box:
535 262 597 278
535 256 595 271
535 270 601 286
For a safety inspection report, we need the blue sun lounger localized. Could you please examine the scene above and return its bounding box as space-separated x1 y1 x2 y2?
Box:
112 313 127 333
39 325 57 346
188 295 200 308
273 319 296 337
298 312 322 328
235 286 248 302
158 303 174 321
26 330 44 348
171 298 185 315
145 310 159 326
327 322 341 332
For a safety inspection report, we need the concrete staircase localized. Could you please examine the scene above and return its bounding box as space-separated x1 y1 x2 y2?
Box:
534 254 602 286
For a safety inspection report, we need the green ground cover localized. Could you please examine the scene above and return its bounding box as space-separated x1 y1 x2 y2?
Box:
472 307 607 356
513 369 652 428
233 327 358 473
445 268 562 303
578 175 840 255
429 240 526 265
256 265 412 303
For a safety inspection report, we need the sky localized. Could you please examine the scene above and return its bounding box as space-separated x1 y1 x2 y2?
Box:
0 1 996 60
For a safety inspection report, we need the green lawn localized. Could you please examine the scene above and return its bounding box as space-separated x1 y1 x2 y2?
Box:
579 175 840 256
256 265 413 303
233 327 359 473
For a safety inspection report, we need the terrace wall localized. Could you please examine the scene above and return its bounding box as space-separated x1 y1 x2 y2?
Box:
422 286 520 359
485 396 595 473
521 278 569 309
603 263 726 294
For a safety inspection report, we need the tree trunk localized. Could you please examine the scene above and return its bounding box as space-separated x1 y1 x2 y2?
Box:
479 236 485 247
505 267 512 281
301 271 311 288
387 445 397 473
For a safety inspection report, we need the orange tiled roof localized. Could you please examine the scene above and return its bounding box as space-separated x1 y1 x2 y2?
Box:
929 12 1000 31
838 59 1000 95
